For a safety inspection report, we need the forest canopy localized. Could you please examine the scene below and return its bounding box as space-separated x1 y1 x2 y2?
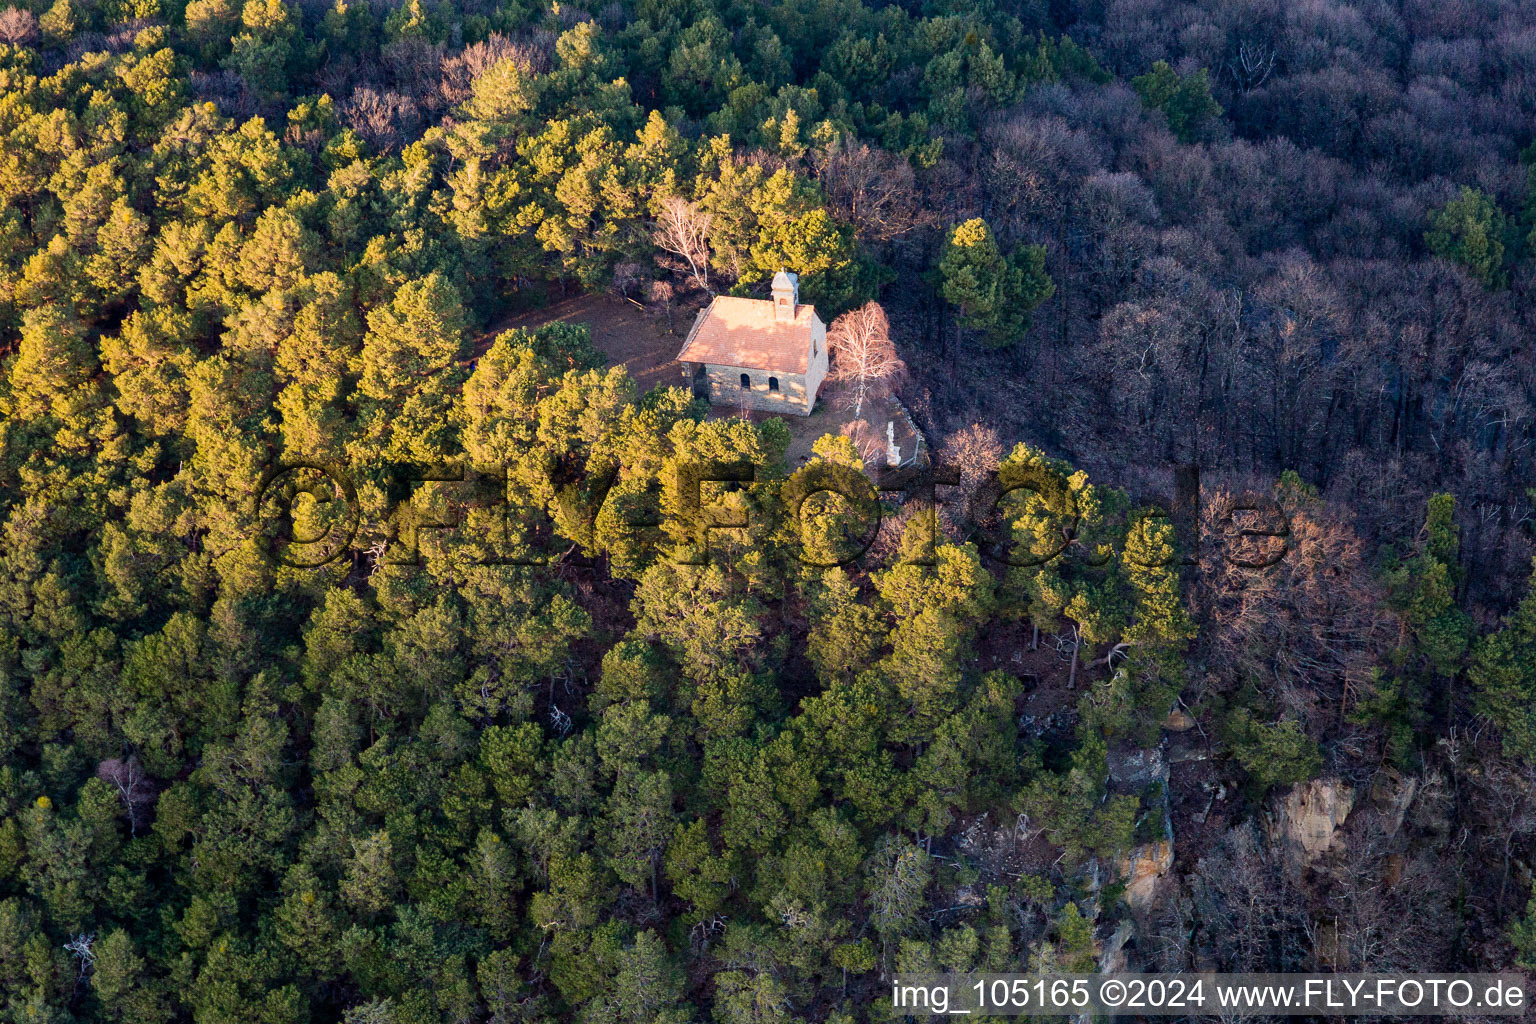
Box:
3 0 1536 1020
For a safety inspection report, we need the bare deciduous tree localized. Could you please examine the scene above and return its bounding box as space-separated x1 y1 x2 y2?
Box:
97 757 155 835
1198 481 1398 731
1229 40 1278 92
827 301 905 420
813 139 925 242
840 417 888 469
651 196 712 292
64 933 96 977
936 422 1003 543
648 278 676 332
0 7 39 45
1317 809 1459 971
1186 822 1312 972
439 33 549 105
341 87 423 153
188 70 259 120
381 38 446 111
610 261 646 299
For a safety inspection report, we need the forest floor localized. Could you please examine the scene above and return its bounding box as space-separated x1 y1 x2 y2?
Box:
478 292 691 393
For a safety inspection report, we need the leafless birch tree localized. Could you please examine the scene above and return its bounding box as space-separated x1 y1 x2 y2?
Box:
652 196 712 291
97 757 155 834
827 301 905 419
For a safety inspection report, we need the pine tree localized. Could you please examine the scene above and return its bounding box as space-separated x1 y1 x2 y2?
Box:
1132 61 1224 143
1426 186 1511 289
352 272 468 468
8 304 96 422
1469 558 1536 763
939 218 1008 344
805 568 884 684
1510 882 1536 970
1379 493 1471 754
938 218 1053 348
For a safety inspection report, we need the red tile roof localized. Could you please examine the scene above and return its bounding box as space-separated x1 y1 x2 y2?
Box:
675 296 818 374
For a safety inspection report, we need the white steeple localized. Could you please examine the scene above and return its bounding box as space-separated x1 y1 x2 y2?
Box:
771 269 798 322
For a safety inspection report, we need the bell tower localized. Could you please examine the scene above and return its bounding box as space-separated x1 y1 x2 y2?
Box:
771 269 798 322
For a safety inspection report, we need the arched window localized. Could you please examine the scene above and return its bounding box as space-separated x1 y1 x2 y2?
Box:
768 377 779 392
739 373 751 388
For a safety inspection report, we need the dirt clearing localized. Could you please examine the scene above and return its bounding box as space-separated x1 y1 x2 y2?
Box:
478 293 689 394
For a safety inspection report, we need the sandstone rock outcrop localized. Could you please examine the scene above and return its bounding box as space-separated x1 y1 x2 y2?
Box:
1268 778 1354 876
1118 839 1174 911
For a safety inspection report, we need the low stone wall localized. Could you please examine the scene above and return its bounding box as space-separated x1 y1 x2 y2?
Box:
887 394 928 466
